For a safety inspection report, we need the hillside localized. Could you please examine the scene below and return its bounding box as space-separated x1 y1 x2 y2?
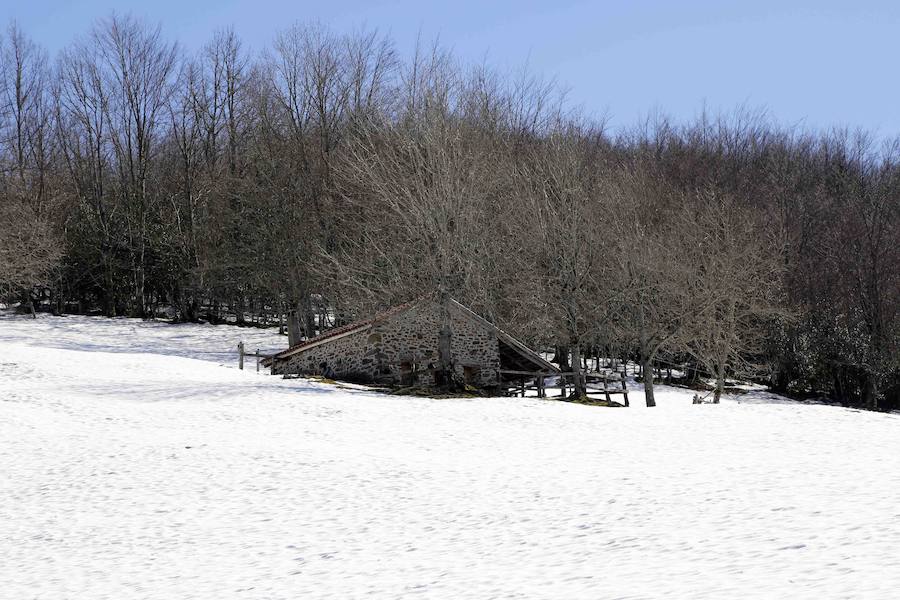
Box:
1 314 898 599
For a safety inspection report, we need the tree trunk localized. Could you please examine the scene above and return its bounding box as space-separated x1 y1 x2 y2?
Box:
235 298 246 325
863 374 878 411
304 308 317 339
287 311 302 347
571 342 586 399
23 290 36 319
553 345 570 369
187 297 199 322
713 366 725 404
642 356 656 407
294 296 316 339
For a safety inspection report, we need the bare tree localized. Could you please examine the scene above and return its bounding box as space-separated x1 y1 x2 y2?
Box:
680 187 786 402
612 161 696 407
92 14 178 316
323 54 518 383
813 132 900 409
0 22 60 312
263 24 398 335
515 128 617 399
0 199 61 304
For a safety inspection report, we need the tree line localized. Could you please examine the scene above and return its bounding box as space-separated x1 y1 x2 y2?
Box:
0 16 897 408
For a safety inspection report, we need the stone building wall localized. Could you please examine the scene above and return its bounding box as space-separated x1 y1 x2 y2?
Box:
271 300 500 388
270 327 376 381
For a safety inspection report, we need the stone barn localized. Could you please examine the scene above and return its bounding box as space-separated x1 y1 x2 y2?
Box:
267 295 558 389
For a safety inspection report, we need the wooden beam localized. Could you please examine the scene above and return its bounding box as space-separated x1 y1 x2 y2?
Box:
498 369 556 376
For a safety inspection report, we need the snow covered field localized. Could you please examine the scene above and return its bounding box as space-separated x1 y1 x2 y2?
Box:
2 314 899 599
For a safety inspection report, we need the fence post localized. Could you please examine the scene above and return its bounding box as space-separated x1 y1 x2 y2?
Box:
256 349 260 372
238 341 244 370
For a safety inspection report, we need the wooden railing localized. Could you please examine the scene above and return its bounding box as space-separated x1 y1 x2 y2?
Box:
500 369 629 406
237 341 275 372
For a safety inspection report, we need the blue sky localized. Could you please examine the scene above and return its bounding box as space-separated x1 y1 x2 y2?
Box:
7 0 900 135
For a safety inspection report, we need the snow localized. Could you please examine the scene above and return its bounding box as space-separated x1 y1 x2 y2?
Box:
2 314 900 599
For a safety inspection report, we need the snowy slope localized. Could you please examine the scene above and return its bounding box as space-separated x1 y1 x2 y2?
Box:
1 314 899 599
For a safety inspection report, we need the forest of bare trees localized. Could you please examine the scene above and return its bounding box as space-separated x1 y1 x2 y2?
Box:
0 16 897 409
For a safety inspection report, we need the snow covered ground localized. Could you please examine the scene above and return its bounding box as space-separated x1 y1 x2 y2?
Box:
2 313 899 599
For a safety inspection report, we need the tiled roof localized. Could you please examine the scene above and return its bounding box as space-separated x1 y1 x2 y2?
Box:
271 297 422 360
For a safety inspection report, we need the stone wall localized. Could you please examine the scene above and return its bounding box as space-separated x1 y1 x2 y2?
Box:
270 327 377 381
271 300 500 388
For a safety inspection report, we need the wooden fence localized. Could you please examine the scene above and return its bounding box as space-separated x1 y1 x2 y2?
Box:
500 369 629 406
237 341 275 373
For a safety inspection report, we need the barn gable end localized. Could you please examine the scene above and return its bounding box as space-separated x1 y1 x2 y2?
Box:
270 296 555 388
